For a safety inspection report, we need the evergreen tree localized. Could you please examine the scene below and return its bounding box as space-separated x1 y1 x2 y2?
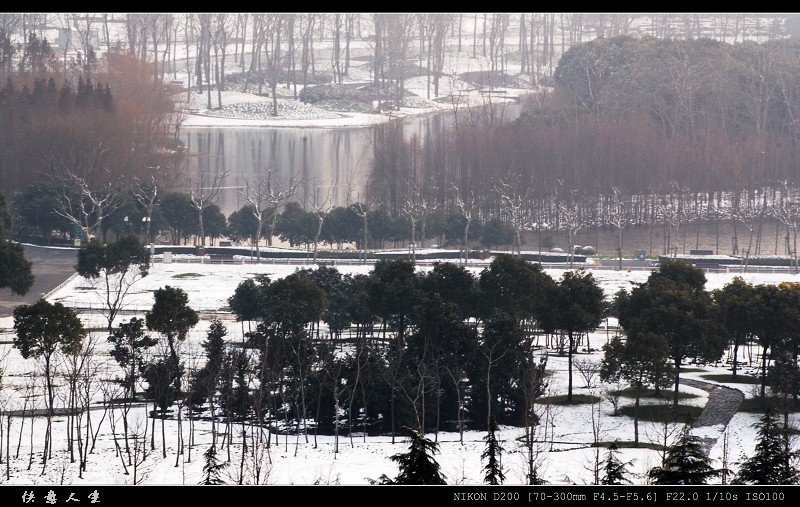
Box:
648 427 722 484
482 416 505 485
732 408 800 485
146 285 199 393
228 275 270 324
189 319 227 406
529 469 547 485
600 333 674 446
200 445 227 485
108 317 158 399
0 193 33 296
378 427 447 485
539 270 605 402
618 260 724 407
601 441 632 484
13 299 86 465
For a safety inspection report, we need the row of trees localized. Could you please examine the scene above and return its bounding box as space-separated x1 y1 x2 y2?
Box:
357 34 800 258
0 13 529 114
220 255 604 438
10 182 532 254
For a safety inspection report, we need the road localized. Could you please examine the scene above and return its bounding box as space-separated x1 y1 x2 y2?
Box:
0 244 78 317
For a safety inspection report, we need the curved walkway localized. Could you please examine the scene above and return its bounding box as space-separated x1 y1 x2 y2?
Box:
682 378 745 455
0 244 78 317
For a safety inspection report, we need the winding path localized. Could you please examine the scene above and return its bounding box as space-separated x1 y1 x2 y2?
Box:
682 378 745 455
0 244 78 318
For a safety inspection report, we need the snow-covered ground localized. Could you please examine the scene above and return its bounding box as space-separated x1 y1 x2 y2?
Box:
177 39 532 129
0 255 794 485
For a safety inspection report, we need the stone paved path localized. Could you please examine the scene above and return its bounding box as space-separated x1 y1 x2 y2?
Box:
682 378 745 455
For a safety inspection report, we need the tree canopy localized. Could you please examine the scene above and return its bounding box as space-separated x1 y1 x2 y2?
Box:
617 260 724 406
0 194 33 295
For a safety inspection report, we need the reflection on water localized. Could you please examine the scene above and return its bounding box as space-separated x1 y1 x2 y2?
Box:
180 101 522 216
179 126 373 215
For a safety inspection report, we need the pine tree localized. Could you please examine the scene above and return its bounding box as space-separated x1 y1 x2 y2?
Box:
601 441 632 484
528 468 548 485
732 408 800 485
648 427 722 484
482 416 505 484
382 427 447 485
200 445 227 485
190 319 227 405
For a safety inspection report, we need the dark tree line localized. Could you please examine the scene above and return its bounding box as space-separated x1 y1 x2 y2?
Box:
150 254 601 442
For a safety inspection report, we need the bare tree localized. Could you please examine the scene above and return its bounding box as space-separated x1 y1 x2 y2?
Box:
495 177 528 256
309 182 336 262
609 186 631 270
575 357 601 389
49 138 128 242
349 198 371 265
195 14 213 110
264 14 289 116
730 189 765 270
330 13 346 85
70 13 100 72
146 14 170 86
601 379 625 417
59 334 96 467
209 14 235 109
243 13 265 95
555 183 582 268
188 156 229 248
133 162 181 245
129 415 151 485
422 14 453 99
255 168 305 248
773 181 800 273
239 174 273 259
452 183 484 264
402 176 438 261
298 14 317 103
654 183 689 257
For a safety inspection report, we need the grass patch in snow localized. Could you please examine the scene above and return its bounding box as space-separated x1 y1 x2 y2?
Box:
615 388 700 401
618 403 702 423
738 396 800 413
172 273 204 279
701 373 761 384
538 393 602 405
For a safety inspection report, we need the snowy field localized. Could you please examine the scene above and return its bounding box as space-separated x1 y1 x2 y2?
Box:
0 255 794 485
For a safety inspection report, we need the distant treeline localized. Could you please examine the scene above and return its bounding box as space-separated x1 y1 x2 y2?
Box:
367 36 800 247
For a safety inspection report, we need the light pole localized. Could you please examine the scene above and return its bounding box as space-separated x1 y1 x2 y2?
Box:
141 216 151 243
